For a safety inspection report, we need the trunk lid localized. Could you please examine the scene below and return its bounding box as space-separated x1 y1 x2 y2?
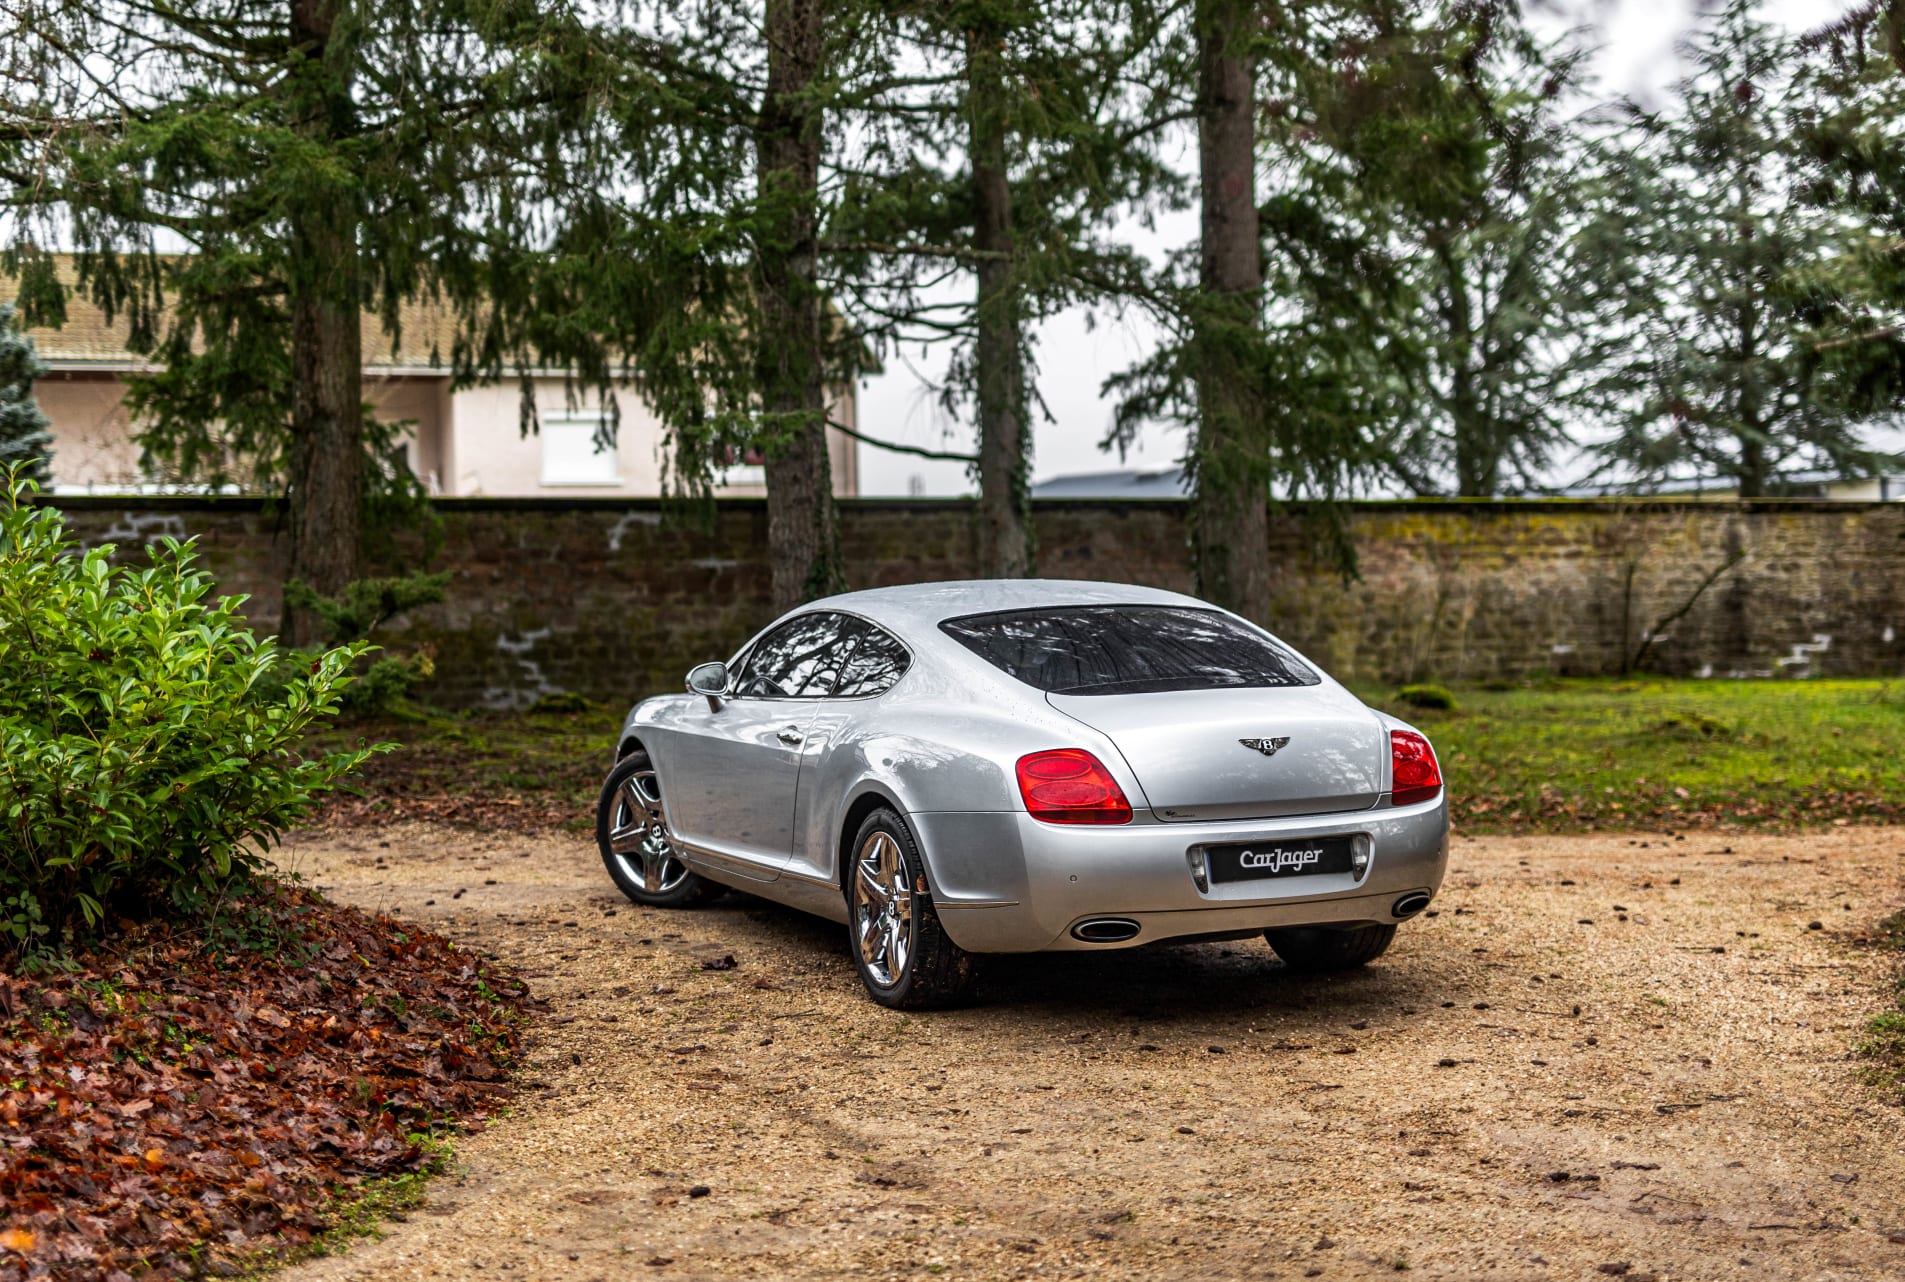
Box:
1048 685 1386 822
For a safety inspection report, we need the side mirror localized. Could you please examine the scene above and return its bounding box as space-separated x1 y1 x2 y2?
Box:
686 661 729 709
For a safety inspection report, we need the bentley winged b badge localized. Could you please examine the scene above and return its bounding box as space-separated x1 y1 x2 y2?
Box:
1239 736 1291 758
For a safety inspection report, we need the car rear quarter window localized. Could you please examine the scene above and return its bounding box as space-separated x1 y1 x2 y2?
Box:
939 605 1319 696
734 612 864 698
834 624 910 698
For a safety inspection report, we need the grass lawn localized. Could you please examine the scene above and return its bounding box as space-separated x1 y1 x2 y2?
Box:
1362 677 1905 832
307 678 1905 835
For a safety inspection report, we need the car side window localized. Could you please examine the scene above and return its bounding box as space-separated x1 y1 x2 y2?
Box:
733 613 865 699
833 623 911 698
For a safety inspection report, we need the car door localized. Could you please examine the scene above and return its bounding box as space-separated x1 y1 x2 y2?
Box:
662 612 861 879
783 618 912 884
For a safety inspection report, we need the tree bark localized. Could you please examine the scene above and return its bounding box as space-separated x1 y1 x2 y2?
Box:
1190 0 1271 621
1731 144 1767 500
1736 293 1766 498
283 0 363 645
1438 242 1494 497
969 22 1033 578
757 0 843 612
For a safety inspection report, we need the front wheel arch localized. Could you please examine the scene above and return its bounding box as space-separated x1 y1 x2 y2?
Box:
596 750 723 909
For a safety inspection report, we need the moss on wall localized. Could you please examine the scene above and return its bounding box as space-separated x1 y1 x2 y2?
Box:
41 495 1905 705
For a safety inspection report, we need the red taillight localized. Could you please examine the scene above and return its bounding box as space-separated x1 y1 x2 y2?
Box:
1390 729 1443 807
1016 749 1133 825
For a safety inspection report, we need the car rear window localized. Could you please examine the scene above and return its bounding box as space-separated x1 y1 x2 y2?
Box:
939 605 1320 696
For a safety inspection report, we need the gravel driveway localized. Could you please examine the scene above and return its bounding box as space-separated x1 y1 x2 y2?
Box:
274 824 1905 1281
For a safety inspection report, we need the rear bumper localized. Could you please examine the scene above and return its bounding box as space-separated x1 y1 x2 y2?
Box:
911 797 1449 953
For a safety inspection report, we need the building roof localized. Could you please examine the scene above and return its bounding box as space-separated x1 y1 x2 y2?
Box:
1555 469 1903 499
1028 466 1190 500
3 253 462 373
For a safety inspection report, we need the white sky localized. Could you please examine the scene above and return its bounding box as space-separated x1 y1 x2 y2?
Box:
851 0 1867 497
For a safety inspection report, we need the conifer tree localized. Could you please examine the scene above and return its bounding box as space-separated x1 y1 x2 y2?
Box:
1187 0 1272 617
1791 2 1905 428
1 0 599 638
1305 1 1622 497
1595 0 1900 496
758 0 846 606
825 1 1178 579
966 5 1037 577
1107 0 1406 608
0 305 54 485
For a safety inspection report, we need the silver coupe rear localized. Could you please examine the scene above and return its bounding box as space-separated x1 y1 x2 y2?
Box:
599 580 1448 1008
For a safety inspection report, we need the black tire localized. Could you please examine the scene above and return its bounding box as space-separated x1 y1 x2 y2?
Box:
596 751 724 909
1265 923 1397 972
845 807 979 1009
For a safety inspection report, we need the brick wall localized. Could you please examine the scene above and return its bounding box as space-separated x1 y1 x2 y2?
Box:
42 495 1905 706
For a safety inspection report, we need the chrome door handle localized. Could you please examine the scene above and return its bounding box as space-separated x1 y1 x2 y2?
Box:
777 726 804 745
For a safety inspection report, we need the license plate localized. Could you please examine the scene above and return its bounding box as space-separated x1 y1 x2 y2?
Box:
1204 835 1354 883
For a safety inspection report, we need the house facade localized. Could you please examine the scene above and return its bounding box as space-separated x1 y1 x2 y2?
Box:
12 259 859 499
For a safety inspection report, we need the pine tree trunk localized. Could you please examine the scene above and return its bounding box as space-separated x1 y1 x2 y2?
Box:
1737 434 1767 498
969 23 1033 579
1439 244 1494 497
757 0 842 612
1191 0 1271 621
1736 288 1766 499
283 0 364 646
1451 380 1494 497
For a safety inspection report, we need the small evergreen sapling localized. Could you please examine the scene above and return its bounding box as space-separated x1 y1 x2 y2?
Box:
281 572 451 715
0 305 53 486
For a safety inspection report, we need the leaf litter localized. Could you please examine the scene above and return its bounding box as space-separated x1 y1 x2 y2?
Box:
0 884 533 1280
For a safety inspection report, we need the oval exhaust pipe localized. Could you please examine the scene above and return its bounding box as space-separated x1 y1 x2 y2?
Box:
1071 918 1141 944
1392 892 1432 919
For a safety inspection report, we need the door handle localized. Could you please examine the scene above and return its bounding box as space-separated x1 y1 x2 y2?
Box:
777 726 804 745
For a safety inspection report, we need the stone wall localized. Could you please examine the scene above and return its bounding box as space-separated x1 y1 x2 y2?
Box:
41 495 1905 706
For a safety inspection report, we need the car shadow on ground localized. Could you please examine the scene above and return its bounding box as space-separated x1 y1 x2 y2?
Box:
704 888 1477 1028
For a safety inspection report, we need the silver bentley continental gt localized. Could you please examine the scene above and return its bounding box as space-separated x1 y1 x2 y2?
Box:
597 580 1449 1008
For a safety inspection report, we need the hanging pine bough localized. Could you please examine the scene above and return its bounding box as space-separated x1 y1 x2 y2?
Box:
279 572 452 716
462 2 1175 600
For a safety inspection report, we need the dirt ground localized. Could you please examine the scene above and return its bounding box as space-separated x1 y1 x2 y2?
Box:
272 824 1905 1282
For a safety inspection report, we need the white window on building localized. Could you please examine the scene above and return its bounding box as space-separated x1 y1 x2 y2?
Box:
540 412 620 486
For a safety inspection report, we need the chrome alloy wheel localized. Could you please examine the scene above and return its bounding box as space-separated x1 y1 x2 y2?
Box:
605 765 691 895
851 830 915 988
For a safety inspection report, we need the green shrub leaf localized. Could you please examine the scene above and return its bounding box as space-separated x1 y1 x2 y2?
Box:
0 463 383 960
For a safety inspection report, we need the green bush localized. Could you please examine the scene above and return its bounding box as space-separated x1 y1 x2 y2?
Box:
1395 683 1458 711
0 468 378 960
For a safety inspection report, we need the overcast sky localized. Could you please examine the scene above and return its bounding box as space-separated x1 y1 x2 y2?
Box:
851 0 1866 498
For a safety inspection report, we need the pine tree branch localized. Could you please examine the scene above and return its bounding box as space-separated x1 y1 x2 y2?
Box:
1812 323 1903 352
829 418 975 463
